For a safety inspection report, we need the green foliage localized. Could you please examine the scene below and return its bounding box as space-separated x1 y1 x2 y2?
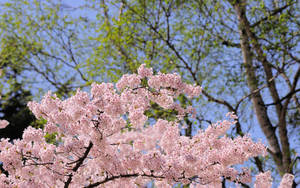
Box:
0 0 95 98
30 117 47 129
44 132 59 145
144 102 178 122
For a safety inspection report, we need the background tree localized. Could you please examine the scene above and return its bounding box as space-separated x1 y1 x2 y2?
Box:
0 37 34 140
0 0 95 98
0 0 96 139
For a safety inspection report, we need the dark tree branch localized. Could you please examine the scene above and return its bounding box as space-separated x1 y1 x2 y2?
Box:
64 141 93 188
85 166 250 188
251 3 294 28
217 35 241 48
280 67 300 113
281 66 300 124
236 72 280 110
266 89 300 107
85 173 165 188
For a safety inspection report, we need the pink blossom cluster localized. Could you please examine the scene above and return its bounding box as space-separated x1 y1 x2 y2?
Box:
0 96 9 129
0 64 294 187
0 120 9 129
254 171 294 188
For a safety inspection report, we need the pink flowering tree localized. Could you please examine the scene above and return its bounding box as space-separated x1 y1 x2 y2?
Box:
0 65 294 187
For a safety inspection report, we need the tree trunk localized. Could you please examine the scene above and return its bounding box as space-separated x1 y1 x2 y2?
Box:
231 0 285 175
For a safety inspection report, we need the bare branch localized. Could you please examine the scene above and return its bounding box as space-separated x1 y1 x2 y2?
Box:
251 3 294 28
236 72 280 110
64 142 93 188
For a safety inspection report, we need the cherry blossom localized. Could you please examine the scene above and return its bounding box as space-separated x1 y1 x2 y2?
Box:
0 64 294 187
0 120 9 129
